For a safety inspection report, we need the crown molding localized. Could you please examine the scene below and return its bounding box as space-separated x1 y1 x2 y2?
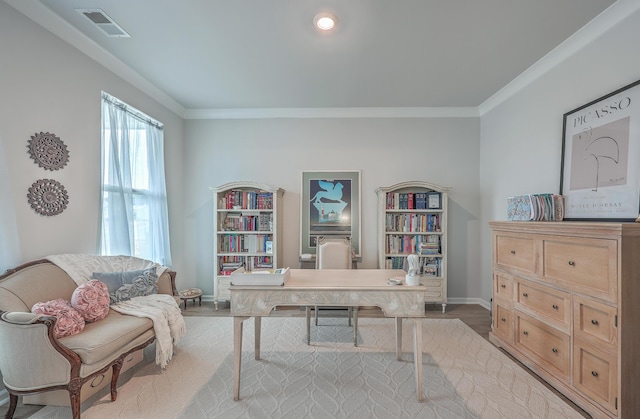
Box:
184 107 479 120
478 0 640 116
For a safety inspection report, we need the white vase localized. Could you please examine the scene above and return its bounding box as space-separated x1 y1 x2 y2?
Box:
405 275 419 286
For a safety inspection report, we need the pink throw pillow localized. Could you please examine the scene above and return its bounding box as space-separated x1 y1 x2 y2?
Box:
71 280 110 322
32 298 85 338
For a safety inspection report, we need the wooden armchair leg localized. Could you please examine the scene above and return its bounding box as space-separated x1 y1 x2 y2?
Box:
5 393 18 419
68 385 82 419
111 359 124 401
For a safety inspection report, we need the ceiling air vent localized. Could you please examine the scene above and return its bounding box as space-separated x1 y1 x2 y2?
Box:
76 9 130 38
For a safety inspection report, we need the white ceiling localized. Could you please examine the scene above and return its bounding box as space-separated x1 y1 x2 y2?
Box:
7 0 620 116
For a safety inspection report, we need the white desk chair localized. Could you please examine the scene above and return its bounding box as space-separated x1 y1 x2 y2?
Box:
306 237 358 346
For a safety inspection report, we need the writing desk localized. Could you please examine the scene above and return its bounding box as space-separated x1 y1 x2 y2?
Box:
230 268 426 402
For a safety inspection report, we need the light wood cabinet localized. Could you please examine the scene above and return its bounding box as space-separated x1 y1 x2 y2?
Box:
211 182 284 310
376 181 449 312
489 221 640 418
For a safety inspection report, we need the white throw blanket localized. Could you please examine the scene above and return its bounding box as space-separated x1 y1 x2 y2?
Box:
111 294 186 368
46 254 168 286
45 254 184 368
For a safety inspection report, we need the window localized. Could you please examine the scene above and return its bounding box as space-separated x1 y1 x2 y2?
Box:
100 92 172 265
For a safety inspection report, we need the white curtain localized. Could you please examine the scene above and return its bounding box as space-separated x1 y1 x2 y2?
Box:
0 137 21 271
100 93 172 266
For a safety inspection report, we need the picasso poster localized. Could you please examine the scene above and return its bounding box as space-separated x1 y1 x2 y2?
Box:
561 79 640 220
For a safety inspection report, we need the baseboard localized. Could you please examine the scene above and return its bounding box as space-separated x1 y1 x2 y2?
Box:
445 297 491 311
0 389 8 406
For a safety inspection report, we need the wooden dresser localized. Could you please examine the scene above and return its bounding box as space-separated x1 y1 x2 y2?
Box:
489 221 640 418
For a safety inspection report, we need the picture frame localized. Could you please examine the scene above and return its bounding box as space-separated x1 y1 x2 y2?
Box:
560 79 640 221
300 170 361 256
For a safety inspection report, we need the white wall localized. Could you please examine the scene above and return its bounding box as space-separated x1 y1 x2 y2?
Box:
0 2 185 273
183 117 482 299
479 5 640 303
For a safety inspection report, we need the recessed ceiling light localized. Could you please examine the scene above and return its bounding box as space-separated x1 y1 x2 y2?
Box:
314 13 337 31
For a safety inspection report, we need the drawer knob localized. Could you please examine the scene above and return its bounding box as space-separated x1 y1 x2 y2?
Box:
591 371 599 377
568 260 576 266
523 331 528 336
500 284 506 288
552 348 558 353
552 304 559 310
591 319 599 326
501 317 506 322
522 293 528 298
510 250 516 255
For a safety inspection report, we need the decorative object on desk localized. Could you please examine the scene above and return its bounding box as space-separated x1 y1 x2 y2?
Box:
387 277 403 286
27 131 69 170
561 78 640 221
506 194 564 221
27 178 69 216
230 266 290 286
300 170 361 257
405 254 420 286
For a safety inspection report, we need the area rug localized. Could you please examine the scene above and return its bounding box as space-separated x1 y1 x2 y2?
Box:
30 316 583 418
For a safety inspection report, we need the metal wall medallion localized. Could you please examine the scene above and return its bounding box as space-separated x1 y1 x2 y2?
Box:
27 132 70 170
27 179 69 216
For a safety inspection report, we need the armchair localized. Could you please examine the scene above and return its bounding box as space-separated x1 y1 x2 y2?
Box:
305 237 358 346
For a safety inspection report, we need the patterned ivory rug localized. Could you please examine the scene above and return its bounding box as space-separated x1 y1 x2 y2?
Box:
30 316 583 419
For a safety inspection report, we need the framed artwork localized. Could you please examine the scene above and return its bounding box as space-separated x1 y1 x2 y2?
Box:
560 79 640 221
300 170 361 256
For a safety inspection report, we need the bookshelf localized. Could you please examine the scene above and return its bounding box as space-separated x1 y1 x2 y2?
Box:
211 182 285 310
376 181 450 313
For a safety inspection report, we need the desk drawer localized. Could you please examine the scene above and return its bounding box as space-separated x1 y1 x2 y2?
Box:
543 237 617 302
495 234 536 274
516 279 570 331
515 312 570 380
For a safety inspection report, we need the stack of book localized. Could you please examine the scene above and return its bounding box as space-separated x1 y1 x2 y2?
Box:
507 194 565 221
418 235 440 255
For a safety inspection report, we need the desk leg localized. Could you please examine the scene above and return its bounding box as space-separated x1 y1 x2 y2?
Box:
412 318 423 402
233 316 249 401
306 307 311 345
395 317 403 361
254 316 261 360
353 307 359 346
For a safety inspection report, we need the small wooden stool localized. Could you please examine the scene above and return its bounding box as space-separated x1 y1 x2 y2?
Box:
178 288 202 310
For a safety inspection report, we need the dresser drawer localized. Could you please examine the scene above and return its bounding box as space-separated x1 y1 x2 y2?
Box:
515 279 570 331
495 234 536 273
515 312 570 380
492 299 513 343
543 237 617 302
573 339 618 415
494 273 513 300
573 296 617 350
